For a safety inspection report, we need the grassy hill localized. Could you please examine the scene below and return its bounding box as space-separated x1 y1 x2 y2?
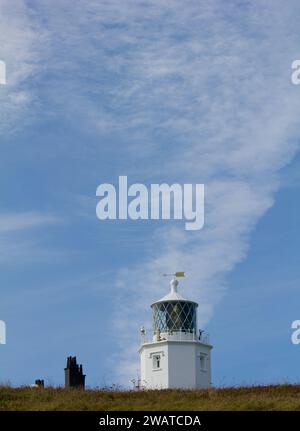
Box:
1 384 300 410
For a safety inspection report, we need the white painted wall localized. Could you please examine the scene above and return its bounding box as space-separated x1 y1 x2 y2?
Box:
167 342 196 388
139 340 212 389
140 341 169 389
195 343 212 388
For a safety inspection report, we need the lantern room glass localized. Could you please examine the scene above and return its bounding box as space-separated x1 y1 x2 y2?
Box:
152 301 197 334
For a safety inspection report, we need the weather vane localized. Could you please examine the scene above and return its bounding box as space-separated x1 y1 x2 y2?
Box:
162 272 185 278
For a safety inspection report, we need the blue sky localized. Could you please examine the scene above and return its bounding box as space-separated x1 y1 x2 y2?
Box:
1 0 300 387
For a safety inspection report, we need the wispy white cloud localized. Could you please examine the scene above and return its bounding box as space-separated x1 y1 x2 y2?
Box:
0 211 60 264
0 0 46 134
0 212 57 234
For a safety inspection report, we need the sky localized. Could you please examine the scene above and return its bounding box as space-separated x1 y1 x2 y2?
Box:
1 0 300 387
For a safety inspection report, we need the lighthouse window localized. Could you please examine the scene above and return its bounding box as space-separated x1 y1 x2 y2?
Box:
153 355 161 369
200 354 206 371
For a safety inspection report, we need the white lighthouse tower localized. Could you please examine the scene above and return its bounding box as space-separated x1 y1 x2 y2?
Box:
139 275 212 389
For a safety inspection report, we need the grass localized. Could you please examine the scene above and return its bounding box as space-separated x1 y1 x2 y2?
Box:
1 384 300 410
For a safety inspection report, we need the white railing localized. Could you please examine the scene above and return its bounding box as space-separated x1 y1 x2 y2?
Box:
140 330 210 346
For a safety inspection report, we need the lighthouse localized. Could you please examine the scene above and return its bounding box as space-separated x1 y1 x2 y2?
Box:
139 275 212 389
